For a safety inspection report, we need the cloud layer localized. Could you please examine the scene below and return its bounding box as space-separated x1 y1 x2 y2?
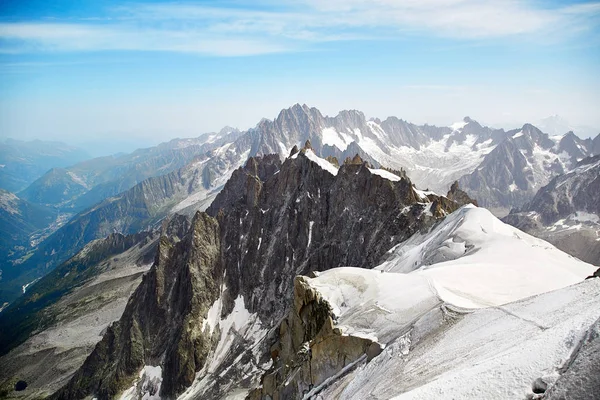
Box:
1 0 599 56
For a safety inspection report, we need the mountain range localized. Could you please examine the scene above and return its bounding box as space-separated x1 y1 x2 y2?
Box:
504 155 600 264
1 145 594 399
2 105 599 305
0 105 598 399
0 139 91 194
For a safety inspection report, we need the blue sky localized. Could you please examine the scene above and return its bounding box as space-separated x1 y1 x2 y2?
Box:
1 0 599 151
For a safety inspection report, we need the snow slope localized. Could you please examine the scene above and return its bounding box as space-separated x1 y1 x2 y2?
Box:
321 278 600 400
307 206 594 344
301 205 598 399
376 205 594 307
307 268 440 344
338 122 495 193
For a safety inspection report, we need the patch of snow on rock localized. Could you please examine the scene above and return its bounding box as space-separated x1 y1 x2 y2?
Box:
322 127 352 151
368 168 402 182
303 149 339 176
306 268 440 344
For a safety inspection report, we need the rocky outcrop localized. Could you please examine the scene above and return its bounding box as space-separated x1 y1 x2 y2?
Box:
2 150 240 305
207 148 456 325
503 156 600 264
458 125 600 215
518 155 600 224
249 276 379 400
446 181 478 207
53 149 464 399
52 212 221 399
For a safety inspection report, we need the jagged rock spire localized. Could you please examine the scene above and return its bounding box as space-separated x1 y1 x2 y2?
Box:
344 154 364 165
446 181 478 207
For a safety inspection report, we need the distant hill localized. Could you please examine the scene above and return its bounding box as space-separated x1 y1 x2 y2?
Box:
0 139 91 193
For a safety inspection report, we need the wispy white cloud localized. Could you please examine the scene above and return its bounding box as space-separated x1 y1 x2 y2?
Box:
402 84 469 91
0 22 288 55
0 0 599 55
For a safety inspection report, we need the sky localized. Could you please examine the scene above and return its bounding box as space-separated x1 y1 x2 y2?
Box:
1 0 599 153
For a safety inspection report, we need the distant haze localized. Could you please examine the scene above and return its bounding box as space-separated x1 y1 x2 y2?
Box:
1 0 599 147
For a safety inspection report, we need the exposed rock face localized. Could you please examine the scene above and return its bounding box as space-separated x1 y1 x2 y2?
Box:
249 276 378 400
53 151 463 400
503 155 600 264
458 125 552 214
52 212 220 399
457 125 600 215
19 130 242 212
557 132 595 165
446 181 478 207
207 149 455 325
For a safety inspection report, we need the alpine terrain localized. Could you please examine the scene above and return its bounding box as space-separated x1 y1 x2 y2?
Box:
0 105 598 400
504 155 600 265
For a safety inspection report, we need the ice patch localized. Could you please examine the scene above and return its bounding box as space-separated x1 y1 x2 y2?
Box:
208 295 266 373
572 211 599 223
413 188 437 201
202 294 223 335
450 120 468 131
322 127 352 151
22 278 40 294
303 149 339 176
120 366 163 400
376 205 595 308
306 268 440 344
368 168 402 182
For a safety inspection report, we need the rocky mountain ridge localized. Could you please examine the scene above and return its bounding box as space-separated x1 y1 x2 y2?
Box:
503 155 600 264
5 103 597 306
0 215 191 398
458 123 599 214
19 128 243 213
0 139 91 193
51 145 469 400
246 105 598 214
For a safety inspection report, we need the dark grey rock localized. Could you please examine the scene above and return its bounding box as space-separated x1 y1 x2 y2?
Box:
532 377 548 394
52 151 464 400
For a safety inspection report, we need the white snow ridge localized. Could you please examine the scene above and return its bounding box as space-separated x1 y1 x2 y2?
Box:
305 205 598 399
